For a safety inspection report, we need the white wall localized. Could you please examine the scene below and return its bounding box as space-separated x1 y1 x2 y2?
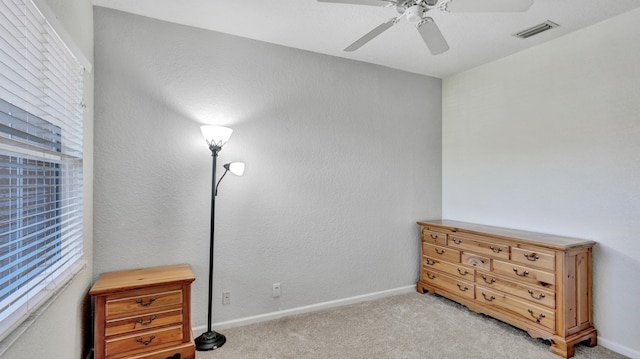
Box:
443 9 640 358
0 0 94 358
93 7 441 328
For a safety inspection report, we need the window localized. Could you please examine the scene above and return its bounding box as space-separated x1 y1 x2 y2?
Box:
0 0 85 339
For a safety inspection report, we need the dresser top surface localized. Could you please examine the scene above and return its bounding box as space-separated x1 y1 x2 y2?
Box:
89 264 195 296
418 219 596 250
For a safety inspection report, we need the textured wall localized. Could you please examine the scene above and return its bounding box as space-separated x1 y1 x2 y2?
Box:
0 0 94 358
442 9 640 357
93 7 441 328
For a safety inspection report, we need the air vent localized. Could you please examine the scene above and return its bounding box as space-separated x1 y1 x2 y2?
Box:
514 20 559 39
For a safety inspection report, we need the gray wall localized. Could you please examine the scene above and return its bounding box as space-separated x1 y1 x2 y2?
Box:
0 0 94 358
442 8 640 357
93 7 442 329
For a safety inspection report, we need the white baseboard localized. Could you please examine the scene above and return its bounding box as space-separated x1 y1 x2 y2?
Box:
598 336 640 359
192 285 416 336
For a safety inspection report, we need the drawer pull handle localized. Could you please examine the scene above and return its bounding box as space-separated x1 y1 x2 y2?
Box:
452 238 462 245
482 275 496 284
136 297 156 307
427 272 436 280
489 246 503 253
425 259 436 266
513 268 529 277
482 292 495 301
457 268 470 276
528 309 546 322
435 248 446 255
429 234 439 240
528 290 546 300
136 334 156 346
136 315 157 326
456 283 469 292
524 253 540 261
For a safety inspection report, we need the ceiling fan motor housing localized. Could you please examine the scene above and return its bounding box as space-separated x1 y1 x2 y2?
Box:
406 4 426 22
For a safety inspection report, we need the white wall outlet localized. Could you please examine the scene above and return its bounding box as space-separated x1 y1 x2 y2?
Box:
222 291 231 305
272 283 281 298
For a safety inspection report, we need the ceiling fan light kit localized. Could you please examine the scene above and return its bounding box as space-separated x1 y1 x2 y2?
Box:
318 0 535 55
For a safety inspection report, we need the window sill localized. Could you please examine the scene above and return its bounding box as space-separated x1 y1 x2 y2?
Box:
0 259 87 356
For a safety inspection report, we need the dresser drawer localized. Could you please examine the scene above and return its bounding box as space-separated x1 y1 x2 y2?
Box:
106 309 184 337
461 252 491 270
493 260 555 287
421 269 474 300
449 235 510 260
476 286 555 331
422 228 448 246
423 256 475 281
475 270 555 309
423 243 460 263
105 325 184 358
511 247 555 271
106 290 183 319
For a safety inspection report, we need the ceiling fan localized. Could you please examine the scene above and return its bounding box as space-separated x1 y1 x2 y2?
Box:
318 0 535 55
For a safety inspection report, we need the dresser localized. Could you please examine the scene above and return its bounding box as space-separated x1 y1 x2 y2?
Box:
89 264 196 359
416 220 596 358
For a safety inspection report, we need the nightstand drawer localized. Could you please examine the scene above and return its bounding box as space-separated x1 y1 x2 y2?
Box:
106 290 183 319
105 325 184 358
106 309 184 336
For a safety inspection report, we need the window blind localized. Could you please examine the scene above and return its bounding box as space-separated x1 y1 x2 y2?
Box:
0 0 84 339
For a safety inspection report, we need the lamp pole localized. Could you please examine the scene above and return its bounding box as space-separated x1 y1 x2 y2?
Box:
195 138 227 351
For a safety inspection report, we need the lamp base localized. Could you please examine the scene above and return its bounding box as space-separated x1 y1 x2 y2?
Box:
195 330 226 351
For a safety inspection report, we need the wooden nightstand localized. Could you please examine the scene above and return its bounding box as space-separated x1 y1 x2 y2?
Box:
89 264 196 359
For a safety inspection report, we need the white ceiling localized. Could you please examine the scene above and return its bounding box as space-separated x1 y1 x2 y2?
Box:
92 0 640 78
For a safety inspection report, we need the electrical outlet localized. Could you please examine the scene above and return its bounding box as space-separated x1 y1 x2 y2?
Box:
222 291 231 305
272 283 281 298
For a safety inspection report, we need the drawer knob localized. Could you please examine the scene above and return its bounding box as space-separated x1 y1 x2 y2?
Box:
426 272 436 280
136 334 157 346
524 253 540 261
136 297 157 307
513 268 529 277
452 238 462 245
425 258 436 266
429 234 439 240
136 315 157 326
481 292 495 301
482 275 496 284
489 246 503 253
527 309 546 322
456 283 469 292
435 248 446 255
528 289 546 300
457 268 470 276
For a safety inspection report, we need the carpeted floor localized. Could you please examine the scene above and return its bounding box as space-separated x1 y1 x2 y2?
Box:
196 292 627 359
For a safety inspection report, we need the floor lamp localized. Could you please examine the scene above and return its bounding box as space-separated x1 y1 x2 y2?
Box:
196 125 245 351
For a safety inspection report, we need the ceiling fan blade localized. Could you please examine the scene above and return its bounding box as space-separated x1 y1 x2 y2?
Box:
344 18 397 52
317 0 397 7
442 0 534 12
416 18 449 55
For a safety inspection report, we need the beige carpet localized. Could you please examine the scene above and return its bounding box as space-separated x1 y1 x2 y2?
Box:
196 292 626 359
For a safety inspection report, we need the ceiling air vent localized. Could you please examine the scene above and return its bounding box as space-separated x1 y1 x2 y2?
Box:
514 20 559 39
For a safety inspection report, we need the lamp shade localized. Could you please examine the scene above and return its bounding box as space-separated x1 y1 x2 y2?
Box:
225 162 245 176
201 125 233 148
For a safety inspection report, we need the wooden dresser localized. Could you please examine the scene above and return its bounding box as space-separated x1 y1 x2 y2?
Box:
89 264 196 359
416 220 596 358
